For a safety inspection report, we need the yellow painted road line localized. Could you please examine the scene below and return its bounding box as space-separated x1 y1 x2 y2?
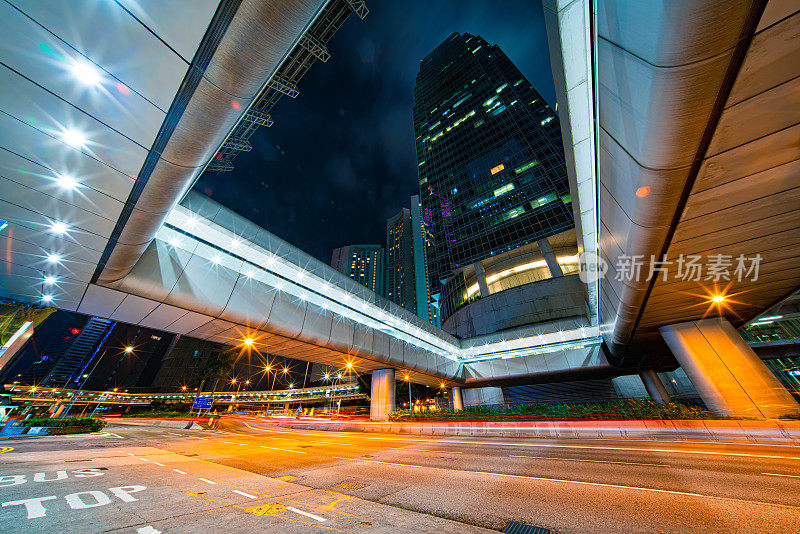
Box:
0 446 13 454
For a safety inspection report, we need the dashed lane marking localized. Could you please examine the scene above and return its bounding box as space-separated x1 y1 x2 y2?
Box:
139 458 149 462
509 455 670 467
286 506 326 522
221 441 247 446
762 472 800 478
260 445 306 454
173 469 187 475
233 490 258 499
309 440 355 446
153 462 166 467
167 432 181 436
199 478 218 485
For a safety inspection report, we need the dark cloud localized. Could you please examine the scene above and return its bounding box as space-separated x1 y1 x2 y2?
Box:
195 0 553 263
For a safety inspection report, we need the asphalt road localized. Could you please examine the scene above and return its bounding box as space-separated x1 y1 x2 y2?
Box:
1 417 799 533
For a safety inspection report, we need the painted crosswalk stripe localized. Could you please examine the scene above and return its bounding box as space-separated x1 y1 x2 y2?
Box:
286 506 326 522
233 490 257 499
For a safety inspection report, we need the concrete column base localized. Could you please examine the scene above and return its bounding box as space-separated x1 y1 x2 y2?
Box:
639 369 671 404
660 318 800 418
451 387 464 411
370 369 396 421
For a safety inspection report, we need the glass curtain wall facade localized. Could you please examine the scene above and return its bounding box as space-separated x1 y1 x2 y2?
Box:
413 32 574 297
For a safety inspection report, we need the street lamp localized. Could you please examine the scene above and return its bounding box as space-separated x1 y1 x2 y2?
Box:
404 374 412 409
124 346 134 354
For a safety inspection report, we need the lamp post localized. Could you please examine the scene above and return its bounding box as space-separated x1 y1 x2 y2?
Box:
404 374 412 410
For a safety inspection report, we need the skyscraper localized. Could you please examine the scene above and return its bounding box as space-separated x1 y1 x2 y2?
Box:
413 33 574 297
386 207 414 309
385 196 439 325
330 244 385 295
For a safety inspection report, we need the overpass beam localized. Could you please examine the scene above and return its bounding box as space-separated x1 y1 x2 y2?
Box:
639 370 671 404
660 318 800 418
462 387 504 407
370 369 395 421
450 387 464 411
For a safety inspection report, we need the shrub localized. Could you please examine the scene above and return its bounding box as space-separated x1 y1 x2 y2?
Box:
390 399 718 421
22 417 106 432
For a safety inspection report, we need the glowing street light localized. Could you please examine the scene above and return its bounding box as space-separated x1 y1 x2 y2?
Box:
711 295 726 304
124 346 134 354
243 337 254 347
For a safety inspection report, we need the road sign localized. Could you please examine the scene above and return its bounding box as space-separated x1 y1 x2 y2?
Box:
192 397 213 410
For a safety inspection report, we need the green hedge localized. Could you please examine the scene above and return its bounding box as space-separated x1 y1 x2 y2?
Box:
22 417 106 432
390 399 718 421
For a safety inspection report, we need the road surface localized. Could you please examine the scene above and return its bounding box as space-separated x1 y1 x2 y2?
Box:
1 417 798 533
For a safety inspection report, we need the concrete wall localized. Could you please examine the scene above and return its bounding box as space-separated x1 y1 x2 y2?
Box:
442 275 587 338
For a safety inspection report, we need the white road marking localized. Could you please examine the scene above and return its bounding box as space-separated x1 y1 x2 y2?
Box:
424 439 800 462
153 462 166 467
137 526 161 534
333 456 422 468
232 490 257 499
167 432 181 436
199 478 218 485
221 441 246 446
173 469 187 475
190 437 209 440
406 450 462 454
333 456 704 497
104 432 124 439
260 445 306 454
286 506 326 522
509 455 669 467
125 453 135 456
762 472 800 478
309 440 355 446
138 458 149 462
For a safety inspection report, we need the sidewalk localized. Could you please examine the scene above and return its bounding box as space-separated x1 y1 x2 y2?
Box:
268 418 800 444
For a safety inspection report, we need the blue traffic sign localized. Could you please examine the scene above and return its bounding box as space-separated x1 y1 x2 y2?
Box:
192 397 214 410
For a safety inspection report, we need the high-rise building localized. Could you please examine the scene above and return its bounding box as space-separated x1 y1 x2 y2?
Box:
330 244 385 295
413 32 574 298
385 196 439 325
386 207 414 309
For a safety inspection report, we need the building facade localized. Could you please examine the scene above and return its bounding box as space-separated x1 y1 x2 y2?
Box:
330 244 385 295
413 33 574 301
385 208 414 309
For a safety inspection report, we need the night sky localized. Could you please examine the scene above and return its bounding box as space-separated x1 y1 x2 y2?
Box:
194 0 554 263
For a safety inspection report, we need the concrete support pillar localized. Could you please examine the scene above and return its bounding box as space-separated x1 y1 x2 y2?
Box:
0 321 34 374
450 387 464 411
370 369 395 421
660 318 800 418
639 369 671 404
474 262 490 297
537 238 563 277
462 387 505 407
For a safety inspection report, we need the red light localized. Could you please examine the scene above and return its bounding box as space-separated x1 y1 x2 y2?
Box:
231 100 241 110
116 82 131 96
636 186 650 198
70 328 81 334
